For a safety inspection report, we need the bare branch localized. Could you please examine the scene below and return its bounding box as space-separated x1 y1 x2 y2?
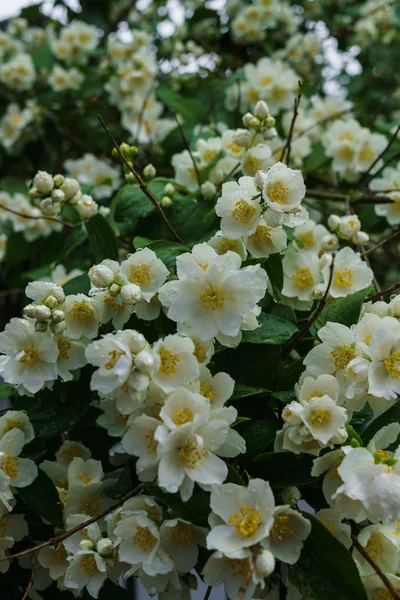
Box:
0 204 73 229
21 552 36 600
352 536 400 600
203 585 212 600
280 82 302 166
364 281 400 303
361 229 400 257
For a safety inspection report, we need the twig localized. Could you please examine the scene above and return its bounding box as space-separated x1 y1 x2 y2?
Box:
361 229 400 257
305 190 394 204
174 114 200 186
0 204 73 229
352 536 400 600
280 82 302 166
1 482 144 563
358 122 400 189
97 115 186 245
283 255 335 357
367 149 400 183
203 585 212 600
364 281 400 302
21 552 36 600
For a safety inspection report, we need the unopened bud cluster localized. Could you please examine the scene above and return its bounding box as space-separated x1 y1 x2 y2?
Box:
89 260 142 306
328 214 369 245
242 100 277 139
23 283 66 333
112 143 138 183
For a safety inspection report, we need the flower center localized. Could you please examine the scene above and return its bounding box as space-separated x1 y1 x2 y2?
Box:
339 132 354 142
365 535 384 562
104 295 123 313
267 181 290 204
270 515 295 542
80 495 101 516
105 349 124 370
371 590 392 600
232 199 256 223
338 146 354 161
57 338 71 360
331 345 355 371
172 407 194 426
193 340 206 362
360 147 374 161
70 300 94 323
159 348 180 374
170 523 195 547
334 268 353 287
19 345 39 365
130 264 151 286
384 350 400 379
132 526 157 552
223 556 251 578
228 502 261 538
292 267 314 289
298 231 315 248
218 238 239 254
310 409 330 427
306 390 324 402
79 555 99 576
179 441 208 469
51 545 67 566
251 225 271 245
200 284 226 310
78 471 94 485
200 381 214 402
1 453 18 479
145 431 157 453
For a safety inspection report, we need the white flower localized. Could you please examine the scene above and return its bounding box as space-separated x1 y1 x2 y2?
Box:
160 518 206 573
241 145 272 177
0 53 35 91
151 334 199 393
38 544 69 581
63 294 100 339
171 150 200 192
34 171 54 194
367 322 400 400
0 318 58 393
159 387 211 430
321 247 373 298
76 194 98 218
64 550 107 598
247 218 287 258
96 398 129 437
0 411 34 444
0 429 37 491
353 523 398 575
120 248 169 302
51 264 83 286
300 395 347 445
67 457 104 491
122 414 161 480
207 232 248 261
262 162 305 213
55 333 88 382
282 246 321 303
159 250 267 342
304 322 356 378
315 508 351 548
207 479 275 553
294 219 328 254
215 176 261 238
296 373 340 406
263 506 311 564
0 514 28 573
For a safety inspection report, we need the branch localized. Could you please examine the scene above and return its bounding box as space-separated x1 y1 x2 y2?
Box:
364 281 400 302
280 82 302 166
21 552 36 600
361 229 400 257
1 482 144 563
283 254 335 357
306 190 394 204
0 204 74 229
174 114 200 186
367 149 400 183
203 585 212 600
358 122 400 189
352 536 400 600
97 115 186 245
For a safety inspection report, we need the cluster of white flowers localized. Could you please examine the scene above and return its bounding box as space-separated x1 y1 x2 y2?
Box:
48 64 84 92
369 160 400 225
48 20 99 65
0 52 36 91
230 0 296 44
327 214 369 246
354 0 398 45
278 32 322 77
0 411 37 572
0 102 36 151
64 154 122 200
323 118 387 181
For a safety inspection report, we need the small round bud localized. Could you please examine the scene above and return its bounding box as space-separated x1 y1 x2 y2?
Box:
51 320 66 335
164 183 175 197
119 142 131 156
108 283 121 297
52 309 65 323
254 169 267 190
34 305 52 322
128 331 146 353
61 178 80 201
44 295 58 309
53 174 65 188
34 171 54 195
53 288 65 304
89 264 115 288
29 186 39 198
76 195 98 219
327 214 340 230
353 231 369 244
96 538 114 557
256 550 275 577
249 116 261 130
242 112 254 128
254 100 269 119
264 127 277 140
51 189 65 203
99 206 110 218
35 321 48 332
160 196 173 208
125 172 136 184
265 116 276 128
23 304 37 318
200 180 217 200
40 198 56 216
134 349 155 372
233 128 252 147
319 252 333 270
79 539 94 551
281 486 301 506
120 283 142 305
143 164 157 180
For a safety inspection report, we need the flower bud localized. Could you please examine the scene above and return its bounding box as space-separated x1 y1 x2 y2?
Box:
52 287 66 304
134 349 155 372
129 331 147 353
321 233 339 251
319 252 333 270
160 196 173 208
233 128 252 147
61 178 80 201
164 183 175 197
108 283 121 297
200 181 217 200
34 171 54 195
390 295 400 317
53 174 65 188
23 304 37 318
99 206 110 218
51 189 65 203
34 305 52 322
249 116 261 130
254 100 269 119
328 214 340 230
143 164 156 180
51 320 66 335
89 264 114 288
35 321 48 332
52 309 65 323
254 169 267 190
265 116 276 128
76 195 98 219
255 549 275 577
353 231 369 244
281 486 301 506
120 283 141 305
79 539 94 551
69 190 82 205
96 538 114 557
40 198 56 216
44 295 58 309
242 112 254 128
264 127 277 140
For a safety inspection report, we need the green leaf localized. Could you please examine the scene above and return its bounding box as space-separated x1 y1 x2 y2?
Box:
147 485 210 527
273 358 305 391
212 344 281 389
242 313 298 345
18 470 63 529
361 400 400 444
63 273 90 295
250 452 315 487
168 194 218 243
106 460 137 500
132 238 190 269
111 184 156 235
350 403 374 431
85 214 118 262
264 254 283 301
304 142 331 174
243 418 280 457
0 383 13 401
289 515 367 600
231 383 268 400
157 86 207 126
60 225 87 260
31 44 56 69
310 286 373 335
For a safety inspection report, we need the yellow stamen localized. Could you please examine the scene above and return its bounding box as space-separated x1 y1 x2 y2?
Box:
200 284 226 310
228 502 261 538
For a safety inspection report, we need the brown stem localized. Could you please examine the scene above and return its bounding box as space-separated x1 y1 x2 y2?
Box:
280 82 302 166
352 537 400 600
174 114 200 186
305 190 393 204
361 229 400 257
364 281 400 303
97 115 186 245
0 204 74 229
21 552 36 600
1 482 144 563
283 254 336 357
358 122 400 189
203 585 212 600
